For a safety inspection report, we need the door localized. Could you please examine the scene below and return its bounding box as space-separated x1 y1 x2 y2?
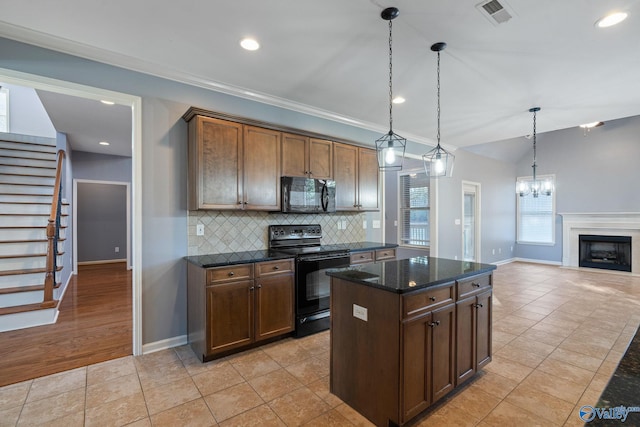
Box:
206 280 254 354
462 182 480 261
243 126 281 210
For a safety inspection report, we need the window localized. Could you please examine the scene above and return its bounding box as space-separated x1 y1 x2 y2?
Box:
399 171 430 246
0 86 8 133
517 174 555 244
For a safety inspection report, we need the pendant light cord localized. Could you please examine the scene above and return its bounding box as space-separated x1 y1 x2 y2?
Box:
388 19 394 133
532 108 537 181
436 50 441 147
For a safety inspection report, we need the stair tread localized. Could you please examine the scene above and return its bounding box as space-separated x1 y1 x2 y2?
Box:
0 251 64 260
0 300 59 316
0 238 67 243
0 266 63 276
0 182 54 187
0 201 68 205
0 171 56 178
0 282 61 295
0 163 56 169
0 213 69 217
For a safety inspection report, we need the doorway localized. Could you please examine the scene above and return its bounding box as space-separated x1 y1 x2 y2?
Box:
462 181 481 262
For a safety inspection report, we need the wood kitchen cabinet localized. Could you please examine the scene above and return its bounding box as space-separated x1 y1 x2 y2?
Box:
187 258 294 361
186 115 280 210
350 248 396 265
456 274 493 385
333 142 379 211
281 133 333 179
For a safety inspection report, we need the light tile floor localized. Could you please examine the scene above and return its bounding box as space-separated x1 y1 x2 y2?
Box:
1 262 639 426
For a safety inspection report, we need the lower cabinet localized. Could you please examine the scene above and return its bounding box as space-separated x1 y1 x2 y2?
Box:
188 259 294 361
402 303 455 421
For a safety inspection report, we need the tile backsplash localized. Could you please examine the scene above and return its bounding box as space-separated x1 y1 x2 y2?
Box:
188 211 367 255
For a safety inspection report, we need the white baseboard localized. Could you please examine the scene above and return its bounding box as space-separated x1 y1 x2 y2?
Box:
142 334 188 355
492 257 516 266
513 257 562 266
78 259 127 266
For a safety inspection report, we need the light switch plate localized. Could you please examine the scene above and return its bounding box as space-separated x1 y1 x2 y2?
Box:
363 220 367 229
196 224 204 236
454 218 461 225
353 304 368 322
372 220 381 229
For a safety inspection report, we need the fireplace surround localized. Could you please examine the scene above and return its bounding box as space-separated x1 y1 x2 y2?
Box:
561 213 640 274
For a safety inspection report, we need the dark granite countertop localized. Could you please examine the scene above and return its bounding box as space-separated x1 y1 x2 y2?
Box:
326 256 496 294
587 325 640 425
184 242 398 268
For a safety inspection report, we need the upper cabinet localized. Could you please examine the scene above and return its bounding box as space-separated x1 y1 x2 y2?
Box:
281 133 333 179
334 143 379 211
184 108 378 212
187 115 280 211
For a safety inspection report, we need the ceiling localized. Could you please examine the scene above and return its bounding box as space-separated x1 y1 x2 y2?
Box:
1 0 639 160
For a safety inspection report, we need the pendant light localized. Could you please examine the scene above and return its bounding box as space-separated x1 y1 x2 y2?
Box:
517 107 553 198
375 7 406 171
423 42 454 178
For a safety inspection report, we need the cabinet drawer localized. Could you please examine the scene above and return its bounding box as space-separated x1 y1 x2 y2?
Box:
255 259 294 277
350 251 374 264
375 248 396 261
457 274 492 299
403 283 455 319
207 264 253 284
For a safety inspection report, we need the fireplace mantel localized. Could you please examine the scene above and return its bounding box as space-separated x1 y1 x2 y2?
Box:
560 212 640 273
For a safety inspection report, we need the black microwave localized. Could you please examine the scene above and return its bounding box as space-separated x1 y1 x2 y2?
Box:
281 176 336 213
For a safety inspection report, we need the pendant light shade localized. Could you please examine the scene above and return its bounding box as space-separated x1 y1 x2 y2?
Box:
517 107 553 198
375 7 406 171
423 42 454 178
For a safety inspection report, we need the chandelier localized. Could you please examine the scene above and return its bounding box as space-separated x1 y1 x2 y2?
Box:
423 42 454 178
517 107 553 197
375 7 406 171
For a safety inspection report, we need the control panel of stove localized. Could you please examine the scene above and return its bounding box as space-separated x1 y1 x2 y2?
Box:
269 224 322 240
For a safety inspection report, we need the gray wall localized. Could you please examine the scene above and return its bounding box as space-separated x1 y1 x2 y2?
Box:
77 183 127 262
0 37 387 345
515 114 640 262
72 151 132 182
0 83 56 137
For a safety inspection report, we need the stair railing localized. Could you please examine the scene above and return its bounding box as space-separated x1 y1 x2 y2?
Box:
42 149 66 309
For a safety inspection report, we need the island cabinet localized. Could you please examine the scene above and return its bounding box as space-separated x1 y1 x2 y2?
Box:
350 248 397 265
333 143 379 211
328 259 494 427
281 133 333 179
455 274 493 384
187 115 281 210
187 259 294 361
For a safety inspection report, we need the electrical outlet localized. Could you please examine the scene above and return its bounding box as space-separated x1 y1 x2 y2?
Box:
196 224 204 236
363 220 367 229
337 221 342 230
498 248 502 254
115 247 119 253
341 220 347 229
511 246 514 252
492 249 495 255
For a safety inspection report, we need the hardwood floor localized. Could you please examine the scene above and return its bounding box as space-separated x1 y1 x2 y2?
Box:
0 262 132 387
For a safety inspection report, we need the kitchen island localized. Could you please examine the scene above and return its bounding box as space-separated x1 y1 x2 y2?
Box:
327 256 496 427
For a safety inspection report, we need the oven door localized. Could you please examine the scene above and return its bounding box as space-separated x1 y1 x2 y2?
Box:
296 253 350 316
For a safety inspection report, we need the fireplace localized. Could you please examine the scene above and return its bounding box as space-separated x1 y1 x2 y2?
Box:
579 234 632 272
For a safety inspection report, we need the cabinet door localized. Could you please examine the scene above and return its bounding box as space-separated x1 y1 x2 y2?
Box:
191 116 243 209
281 133 308 177
455 296 476 385
476 290 492 369
255 273 294 341
430 303 455 402
333 143 358 210
243 126 281 210
308 138 333 179
402 313 431 422
357 148 379 210
206 280 254 355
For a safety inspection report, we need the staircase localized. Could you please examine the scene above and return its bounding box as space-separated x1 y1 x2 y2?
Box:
0 134 68 332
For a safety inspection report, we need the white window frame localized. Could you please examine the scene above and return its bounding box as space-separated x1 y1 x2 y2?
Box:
516 173 556 245
398 168 430 248
0 86 9 133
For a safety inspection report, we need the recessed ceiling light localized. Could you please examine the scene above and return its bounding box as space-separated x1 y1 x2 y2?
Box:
596 12 628 28
579 121 604 128
99 141 110 146
392 96 406 104
240 38 260 51
100 100 115 105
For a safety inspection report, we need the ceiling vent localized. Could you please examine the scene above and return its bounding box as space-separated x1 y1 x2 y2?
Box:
476 0 513 25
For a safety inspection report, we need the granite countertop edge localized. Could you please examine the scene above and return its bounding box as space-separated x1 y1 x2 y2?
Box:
184 242 399 268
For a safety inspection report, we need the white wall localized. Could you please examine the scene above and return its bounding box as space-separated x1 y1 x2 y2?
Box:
0 82 56 137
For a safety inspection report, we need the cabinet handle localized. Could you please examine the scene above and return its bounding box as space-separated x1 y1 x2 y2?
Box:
429 296 436 301
228 271 235 277
428 320 440 328
472 282 480 288
257 284 262 289
360 255 366 258
475 303 484 308
249 286 255 291
244 201 248 205
237 201 242 205
273 265 280 270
